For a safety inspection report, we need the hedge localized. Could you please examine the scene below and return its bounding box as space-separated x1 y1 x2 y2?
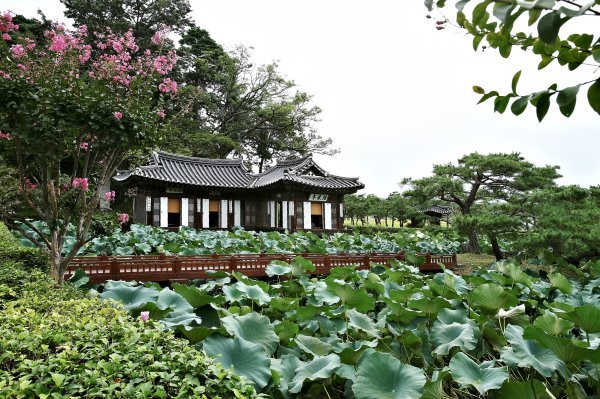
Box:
0 267 258 398
0 222 48 270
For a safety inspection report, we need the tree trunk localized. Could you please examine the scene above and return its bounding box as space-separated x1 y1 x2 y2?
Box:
462 230 481 254
489 234 503 261
49 240 65 284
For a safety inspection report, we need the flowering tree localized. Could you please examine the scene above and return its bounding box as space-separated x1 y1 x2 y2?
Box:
0 11 177 283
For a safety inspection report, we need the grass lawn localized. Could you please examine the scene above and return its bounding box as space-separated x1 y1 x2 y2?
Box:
455 253 497 275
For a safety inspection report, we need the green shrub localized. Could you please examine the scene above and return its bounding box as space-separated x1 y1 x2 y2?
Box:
0 261 49 305
0 278 257 398
0 222 48 271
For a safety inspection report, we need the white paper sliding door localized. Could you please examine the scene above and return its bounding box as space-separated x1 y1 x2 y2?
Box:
234 200 241 226
324 203 332 230
303 202 311 229
282 201 288 229
160 197 168 227
202 198 209 228
181 198 189 227
220 200 228 228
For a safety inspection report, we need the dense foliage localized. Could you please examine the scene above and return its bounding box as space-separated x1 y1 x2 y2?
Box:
95 257 600 398
0 222 48 272
0 11 178 283
425 0 600 119
402 152 560 256
0 262 258 398
13 223 461 256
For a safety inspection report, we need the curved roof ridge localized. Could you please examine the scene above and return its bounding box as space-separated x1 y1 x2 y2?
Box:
155 150 244 165
275 153 313 166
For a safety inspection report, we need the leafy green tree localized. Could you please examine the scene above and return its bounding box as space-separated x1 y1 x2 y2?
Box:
61 0 193 49
517 185 600 263
0 13 176 283
425 0 600 120
387 192 422 228
171 44 336 171
402 152 560 253
344 194 369 225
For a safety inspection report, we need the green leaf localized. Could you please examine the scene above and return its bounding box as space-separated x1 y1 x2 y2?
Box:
548 272 572 294
51 373 65 388
588 80 600 115
493 3 514 24
494 96 511 113
172 283 224 308
156 287 193 313
497 380 551 399
469 284 518 314
265 262 292 277
68 268 90 288
346 308 381 338
592 48 600 63
478 91 499 104
295 334 333 357
528 8 543 26
511 70 521 94
533 312 574 336
523 326 600 363
100 285 159 310
561 304 600 333
449 352 508 395
203 335 271 390
556 85 580 117
176 324 223 344
221 313 279 355
289 354 341 394
537 12 565 44
535 92 551 122
511 96 529 115
353 351 426 399
275 320 300 342
500 324 564 377
408 297 452 317
432 315 479 355
326 281 375 312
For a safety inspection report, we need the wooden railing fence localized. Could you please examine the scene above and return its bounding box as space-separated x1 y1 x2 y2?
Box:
66 252 457 283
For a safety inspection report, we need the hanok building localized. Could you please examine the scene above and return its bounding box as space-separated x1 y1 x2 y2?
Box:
114 151 364 231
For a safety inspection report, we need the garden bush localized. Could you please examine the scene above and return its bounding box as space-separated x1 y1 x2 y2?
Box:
0 222 48 271
0 265 258 398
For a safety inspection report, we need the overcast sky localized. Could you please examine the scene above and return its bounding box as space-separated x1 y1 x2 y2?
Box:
4 0 599 196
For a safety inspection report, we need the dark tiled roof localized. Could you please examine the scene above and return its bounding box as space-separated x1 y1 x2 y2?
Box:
250 154 363 190
115 151 364 191
114 151 253 188
424 205 454 217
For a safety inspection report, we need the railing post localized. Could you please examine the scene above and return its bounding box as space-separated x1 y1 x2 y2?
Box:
325 254 331 272
173 256 181 279
110 257 120 280
229 256 237 273
364 254 370 270
425 253 432 266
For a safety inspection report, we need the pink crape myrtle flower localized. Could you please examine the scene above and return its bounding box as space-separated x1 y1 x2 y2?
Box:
140 311 150 322
156 111 166 119
72 177 89 191
158 78 177 94
104 191 116 202
114 111 123 119
79 142 89 150
0 131 12 140
2 33 10 41
117 213 129 224
9 44 26 58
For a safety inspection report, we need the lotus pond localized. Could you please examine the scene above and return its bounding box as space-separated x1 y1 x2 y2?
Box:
82 257 600 398
15 223 462 256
